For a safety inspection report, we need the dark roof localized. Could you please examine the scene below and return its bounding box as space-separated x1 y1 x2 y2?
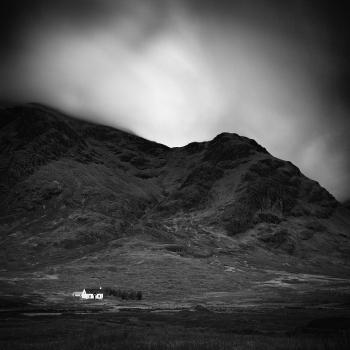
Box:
85 288 103 294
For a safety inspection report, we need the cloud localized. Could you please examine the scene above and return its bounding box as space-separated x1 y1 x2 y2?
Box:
1 0 225 144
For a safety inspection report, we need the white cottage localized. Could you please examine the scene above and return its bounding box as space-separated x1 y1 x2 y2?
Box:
72 291 82 297
81 288 103 299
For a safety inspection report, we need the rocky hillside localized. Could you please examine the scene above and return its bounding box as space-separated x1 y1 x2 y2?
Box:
1 103 350 295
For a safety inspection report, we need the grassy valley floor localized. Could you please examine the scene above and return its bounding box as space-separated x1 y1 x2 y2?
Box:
1 239 350 349
1 306 350 350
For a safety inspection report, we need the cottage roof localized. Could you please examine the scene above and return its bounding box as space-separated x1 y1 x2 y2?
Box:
85 288 103 294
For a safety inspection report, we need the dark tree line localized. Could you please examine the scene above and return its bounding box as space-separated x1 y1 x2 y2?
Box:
103 287 142 300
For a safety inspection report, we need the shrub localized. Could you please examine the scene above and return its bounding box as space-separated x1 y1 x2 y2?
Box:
102 287 143 300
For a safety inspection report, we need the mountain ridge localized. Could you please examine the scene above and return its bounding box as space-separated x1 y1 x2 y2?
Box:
1 103 350 300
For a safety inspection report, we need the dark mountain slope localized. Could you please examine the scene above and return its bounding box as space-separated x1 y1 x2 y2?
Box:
343 199 350 210
0 104 349 299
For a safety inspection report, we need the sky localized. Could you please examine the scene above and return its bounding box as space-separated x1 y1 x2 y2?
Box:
0 0 349 202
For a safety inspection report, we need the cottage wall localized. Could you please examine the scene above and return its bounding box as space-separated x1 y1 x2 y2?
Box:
81 289 103 299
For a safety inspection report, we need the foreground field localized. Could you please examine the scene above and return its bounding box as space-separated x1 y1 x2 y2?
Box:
1 305 350 350
2 330 350 350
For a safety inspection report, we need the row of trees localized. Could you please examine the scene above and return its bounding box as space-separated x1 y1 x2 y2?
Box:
103 287 143 300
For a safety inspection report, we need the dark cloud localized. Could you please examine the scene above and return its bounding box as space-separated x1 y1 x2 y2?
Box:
0 0 103 54
0 0 349 202
0 0 169 61
193 0 350 102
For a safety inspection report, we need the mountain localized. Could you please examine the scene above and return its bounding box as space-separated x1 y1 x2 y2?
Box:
1 103 350 302
343 199 350 210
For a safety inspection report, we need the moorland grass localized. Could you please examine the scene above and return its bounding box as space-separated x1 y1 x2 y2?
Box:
1 328 349 350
